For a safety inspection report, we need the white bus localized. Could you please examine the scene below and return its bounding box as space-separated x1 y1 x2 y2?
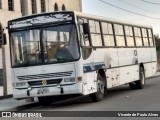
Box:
8 11 157 105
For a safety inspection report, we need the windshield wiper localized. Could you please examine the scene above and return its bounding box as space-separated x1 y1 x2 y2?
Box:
24 49 41 66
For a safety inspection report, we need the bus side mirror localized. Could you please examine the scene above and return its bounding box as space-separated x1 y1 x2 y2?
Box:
3 33 7 45
83 23 90 35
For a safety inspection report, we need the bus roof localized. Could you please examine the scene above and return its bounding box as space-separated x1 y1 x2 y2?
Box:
74 11 152 29
8 11 152 29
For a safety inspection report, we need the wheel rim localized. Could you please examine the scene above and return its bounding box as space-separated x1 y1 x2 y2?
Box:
141 71 145 85
97 79 104 94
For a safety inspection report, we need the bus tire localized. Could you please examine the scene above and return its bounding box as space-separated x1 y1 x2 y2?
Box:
90 73 105 102
129 83 136 90
136 67 145 89
38 96 53 106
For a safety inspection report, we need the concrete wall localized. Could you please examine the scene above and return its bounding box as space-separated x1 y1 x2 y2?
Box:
0 0 22 96
22 0 82 16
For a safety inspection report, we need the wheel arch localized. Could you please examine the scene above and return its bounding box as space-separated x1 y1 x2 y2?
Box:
139 63 144 70
139 63 145 76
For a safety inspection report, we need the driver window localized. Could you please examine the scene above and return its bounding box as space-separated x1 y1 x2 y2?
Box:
79 18 90 47
79 18 92 60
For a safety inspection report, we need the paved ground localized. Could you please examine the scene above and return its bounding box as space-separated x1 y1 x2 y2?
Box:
1 76 160 119
0 98 39 112
0 72 160 112
25 76 160 111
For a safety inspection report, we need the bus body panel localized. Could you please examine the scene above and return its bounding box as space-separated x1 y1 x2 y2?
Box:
12 63 84 99
13 83 83 99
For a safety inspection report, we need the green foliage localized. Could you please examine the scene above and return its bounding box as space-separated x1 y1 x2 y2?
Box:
154 34 160 51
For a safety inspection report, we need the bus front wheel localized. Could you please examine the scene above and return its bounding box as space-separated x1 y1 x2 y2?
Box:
90 73 106 102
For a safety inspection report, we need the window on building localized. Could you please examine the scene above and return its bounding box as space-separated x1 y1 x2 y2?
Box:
0 0 2 9
114 24 125 46
62 4 66 11
54 3 58 11
31 0 37 14
0 69 3 86
21 0 26 16
8 0 14 11
41 0 46 12
101 22 115 46
134 27 143 46
0 24 2 48
148 29 154 46
89 20 102 46
125 26 135 46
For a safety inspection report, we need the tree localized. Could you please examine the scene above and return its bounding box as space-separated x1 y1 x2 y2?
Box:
154 34 160 51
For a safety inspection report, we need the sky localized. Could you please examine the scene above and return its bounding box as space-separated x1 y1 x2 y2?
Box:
82 0 160 35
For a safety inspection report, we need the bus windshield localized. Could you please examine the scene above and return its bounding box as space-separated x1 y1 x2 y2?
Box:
10 24 79 67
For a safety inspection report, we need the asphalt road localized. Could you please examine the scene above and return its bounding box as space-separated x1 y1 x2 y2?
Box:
2 76 160 120
26 76 160 111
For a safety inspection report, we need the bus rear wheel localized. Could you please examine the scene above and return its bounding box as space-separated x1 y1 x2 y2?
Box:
90 73 106 102
129 67 145 90
136 67 145 89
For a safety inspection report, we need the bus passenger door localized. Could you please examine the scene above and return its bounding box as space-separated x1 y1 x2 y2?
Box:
82 47 96 92
79 22 96 93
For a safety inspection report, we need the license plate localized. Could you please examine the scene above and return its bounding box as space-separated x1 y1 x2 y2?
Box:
37 87 49 94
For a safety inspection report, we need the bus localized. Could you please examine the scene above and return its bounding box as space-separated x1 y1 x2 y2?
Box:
8 11 157 105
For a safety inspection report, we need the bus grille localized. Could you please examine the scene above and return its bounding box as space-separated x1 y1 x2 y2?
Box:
17 71 73 81
27 79 62 86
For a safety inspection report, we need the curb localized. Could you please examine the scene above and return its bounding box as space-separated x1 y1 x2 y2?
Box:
2 95 85 111
0 95 13 100
147 75 160 79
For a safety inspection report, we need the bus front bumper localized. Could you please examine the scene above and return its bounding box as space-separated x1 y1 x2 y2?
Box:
13 83 83 99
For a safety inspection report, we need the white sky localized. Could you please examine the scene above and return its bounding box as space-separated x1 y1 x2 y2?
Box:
82 0 160 35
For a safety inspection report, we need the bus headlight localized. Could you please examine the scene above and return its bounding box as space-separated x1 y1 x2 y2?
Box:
64 78 75 82
15 82 26 87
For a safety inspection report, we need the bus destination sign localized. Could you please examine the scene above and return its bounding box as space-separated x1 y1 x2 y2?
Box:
9 13 73 29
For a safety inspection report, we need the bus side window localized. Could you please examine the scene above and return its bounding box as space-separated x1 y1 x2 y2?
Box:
101 22 115 47
148 29 154 46
114 24 125 47
134 27 143 46
142 28 149 46
125 26 135 47
89 20 103 47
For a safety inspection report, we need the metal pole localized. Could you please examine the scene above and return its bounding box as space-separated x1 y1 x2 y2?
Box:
2 29 7 97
